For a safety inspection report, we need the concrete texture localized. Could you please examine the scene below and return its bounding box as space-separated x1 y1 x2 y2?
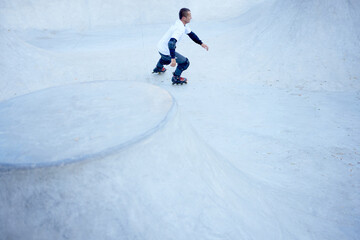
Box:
0 0 359 239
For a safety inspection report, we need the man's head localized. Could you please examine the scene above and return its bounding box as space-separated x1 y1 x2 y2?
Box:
179 8 192 24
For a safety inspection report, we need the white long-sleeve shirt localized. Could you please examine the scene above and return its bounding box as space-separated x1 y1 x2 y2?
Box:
157 19 192 55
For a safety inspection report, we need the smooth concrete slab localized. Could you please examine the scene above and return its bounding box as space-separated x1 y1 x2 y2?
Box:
0 81 175 168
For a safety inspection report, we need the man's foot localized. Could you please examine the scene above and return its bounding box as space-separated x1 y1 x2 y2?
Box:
171 74 187 85
152 67 166 74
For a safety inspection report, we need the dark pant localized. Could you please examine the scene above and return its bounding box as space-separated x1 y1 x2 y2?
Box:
156 52 190 76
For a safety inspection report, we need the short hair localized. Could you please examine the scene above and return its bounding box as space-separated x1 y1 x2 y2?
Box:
179 8 190 19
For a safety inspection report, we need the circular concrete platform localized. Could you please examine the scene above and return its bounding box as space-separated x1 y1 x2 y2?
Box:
0 81 175 169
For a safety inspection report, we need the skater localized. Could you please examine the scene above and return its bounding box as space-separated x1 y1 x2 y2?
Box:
153 8 209 85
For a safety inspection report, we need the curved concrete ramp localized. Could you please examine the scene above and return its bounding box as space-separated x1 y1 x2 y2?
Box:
0 96 277 240
0 81 175 169
0 0 265 29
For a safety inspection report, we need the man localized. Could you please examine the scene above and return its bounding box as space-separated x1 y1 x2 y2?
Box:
153 8 209 84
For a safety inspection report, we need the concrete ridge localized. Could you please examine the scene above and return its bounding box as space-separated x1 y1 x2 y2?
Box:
0 80 177 171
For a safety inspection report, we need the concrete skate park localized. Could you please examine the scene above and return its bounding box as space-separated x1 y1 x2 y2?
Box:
1 0 359 239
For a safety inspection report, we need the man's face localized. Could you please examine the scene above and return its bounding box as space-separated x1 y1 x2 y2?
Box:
184 11 192 24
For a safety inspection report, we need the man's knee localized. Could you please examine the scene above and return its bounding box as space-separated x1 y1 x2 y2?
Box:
160 58 171 65
179 58 190 71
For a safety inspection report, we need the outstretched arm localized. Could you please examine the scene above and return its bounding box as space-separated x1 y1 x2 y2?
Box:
188 32 209 51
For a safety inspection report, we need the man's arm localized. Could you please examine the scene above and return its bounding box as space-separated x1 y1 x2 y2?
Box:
188 32 202 45
188 32 209 51
168 38 177 67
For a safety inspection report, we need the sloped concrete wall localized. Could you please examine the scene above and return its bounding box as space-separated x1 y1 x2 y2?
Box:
0 0 265 30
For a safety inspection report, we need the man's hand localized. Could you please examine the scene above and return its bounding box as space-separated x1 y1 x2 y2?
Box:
170 58 176 67
201 43 209 51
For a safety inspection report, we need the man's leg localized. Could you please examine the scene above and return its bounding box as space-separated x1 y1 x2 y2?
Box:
154 53 171 71
174 52 190 77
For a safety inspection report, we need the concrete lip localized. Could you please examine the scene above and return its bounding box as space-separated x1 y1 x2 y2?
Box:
0 81 175 169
